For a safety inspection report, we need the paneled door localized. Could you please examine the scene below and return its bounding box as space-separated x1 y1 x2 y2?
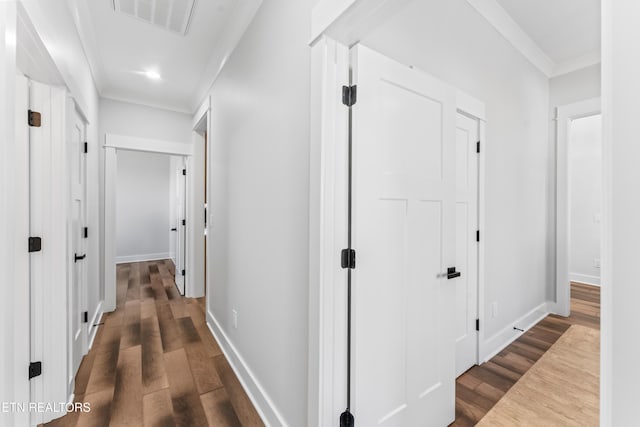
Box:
455 113 479 377
70 104 88 384
175 159 187 295
350 45 457 426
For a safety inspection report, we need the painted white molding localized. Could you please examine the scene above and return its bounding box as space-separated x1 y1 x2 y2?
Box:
104 147 118 312
115 253 172 264
569 273 601 287
554 97 601 317
308 36 350 427
310 0 414 46
206 311 286 426
552 50 601 78
476 119 488 366
457 89 487 122
192 95 211 130
87 301 103 350
104 133 193 156
600 1 612 422
464 0 555 77
480 302 551 363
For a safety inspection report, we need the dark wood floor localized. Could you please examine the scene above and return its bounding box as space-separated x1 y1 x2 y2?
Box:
45 260 264 427
452 282 600 426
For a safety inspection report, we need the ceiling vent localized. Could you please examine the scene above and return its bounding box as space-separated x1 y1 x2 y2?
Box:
113 0 196 36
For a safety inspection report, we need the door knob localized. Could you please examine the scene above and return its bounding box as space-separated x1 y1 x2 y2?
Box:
447 267 461 279
171 228 177 231
74 253 86 263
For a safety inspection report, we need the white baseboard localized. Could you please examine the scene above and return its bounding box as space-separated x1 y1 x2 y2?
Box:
206 310 287 427
569 273 600 286
87 301 103 350
480 301 551 363
115 252 171 264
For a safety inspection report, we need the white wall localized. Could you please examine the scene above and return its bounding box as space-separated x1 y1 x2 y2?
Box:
204 0 311 424
550 64 601 108
601 1 640 425
361 0 550 354
116 150 171 263
569 115 602 285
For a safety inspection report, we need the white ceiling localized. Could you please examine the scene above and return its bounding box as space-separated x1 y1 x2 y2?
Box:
69 0 261 113
494 0 601 75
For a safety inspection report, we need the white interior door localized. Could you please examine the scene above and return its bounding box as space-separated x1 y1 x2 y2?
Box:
70 105 87 384
454 113 479 377
175 159 187 295
351 45 457 426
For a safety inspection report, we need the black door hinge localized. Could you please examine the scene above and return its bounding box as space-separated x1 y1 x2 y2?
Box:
342 85 357 107
84 142 88 153
28 237 42 253
476 230 480 242
476 141 480 153
83 227 88 239
476 319 480 331
28 110 41 127
181 269 186 276
182 169 186 176
29 361 42 379
82 311 88 323
341 249 356 269
182 219 186 226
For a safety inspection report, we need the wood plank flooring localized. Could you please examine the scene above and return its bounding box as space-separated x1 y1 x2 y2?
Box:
45 260 264 427
476 325 599 427
451 282 600 426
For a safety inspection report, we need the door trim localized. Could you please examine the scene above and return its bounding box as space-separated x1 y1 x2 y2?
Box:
553 97 601 316
103 134 194 311
308 38 487 426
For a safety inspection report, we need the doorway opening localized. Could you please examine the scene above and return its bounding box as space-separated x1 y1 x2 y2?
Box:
555 98 601 317
103 135 201 312
115 149 187 296
192 99 210 300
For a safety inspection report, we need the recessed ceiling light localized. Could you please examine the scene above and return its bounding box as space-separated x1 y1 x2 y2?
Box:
144 70 161 80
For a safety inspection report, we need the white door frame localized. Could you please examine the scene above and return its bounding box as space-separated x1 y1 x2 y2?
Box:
103 134 194 311
553 97 601 316
191 95 211 300
308 11 487 421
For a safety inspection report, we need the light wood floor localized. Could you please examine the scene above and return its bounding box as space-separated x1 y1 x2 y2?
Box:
45 260 264 427
476 324 599 426
452 282 600 426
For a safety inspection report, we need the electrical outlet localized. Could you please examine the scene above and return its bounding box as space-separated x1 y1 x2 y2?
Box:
594 258 601 269
594 213 601 223
232 309 238 329
491 302 499 318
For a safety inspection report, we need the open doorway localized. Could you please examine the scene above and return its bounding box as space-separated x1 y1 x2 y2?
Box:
568 114 602 289
115 149 187 296
192 99 210 300
555 98 601 317
103 135 203 311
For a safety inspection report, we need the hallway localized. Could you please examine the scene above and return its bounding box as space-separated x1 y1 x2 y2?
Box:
45 260 263 427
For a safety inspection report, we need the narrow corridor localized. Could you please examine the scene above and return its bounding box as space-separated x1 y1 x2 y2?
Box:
45 260 263 426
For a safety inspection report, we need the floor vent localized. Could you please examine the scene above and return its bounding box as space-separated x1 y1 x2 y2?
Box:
113 0 196 36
